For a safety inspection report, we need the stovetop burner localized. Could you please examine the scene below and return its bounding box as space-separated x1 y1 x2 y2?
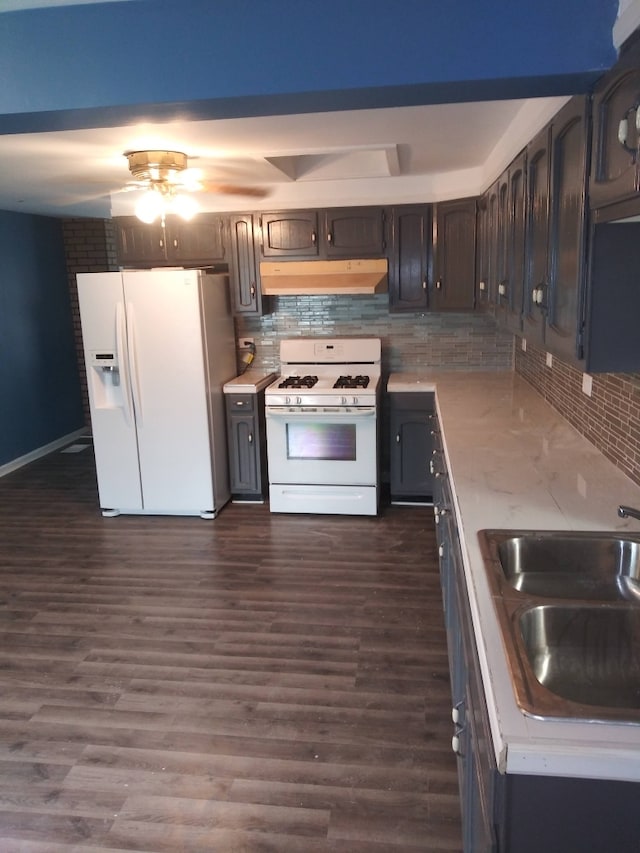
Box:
333 375 370 389
278 375 319 389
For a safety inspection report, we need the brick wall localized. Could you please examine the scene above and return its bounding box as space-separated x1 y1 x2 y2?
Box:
515 338 640 488
62 218 118 425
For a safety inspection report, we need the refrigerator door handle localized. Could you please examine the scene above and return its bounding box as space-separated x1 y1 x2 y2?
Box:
115 301 135 426
126 302 143 426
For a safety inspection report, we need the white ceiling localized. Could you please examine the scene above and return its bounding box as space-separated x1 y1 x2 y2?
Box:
0 95 569 219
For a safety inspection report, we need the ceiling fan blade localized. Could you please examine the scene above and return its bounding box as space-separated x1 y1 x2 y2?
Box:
198 181 270 198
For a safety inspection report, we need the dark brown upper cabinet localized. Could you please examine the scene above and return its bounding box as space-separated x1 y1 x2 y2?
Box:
590 36 640 212
522 125 551 347
260 210 319 257
475 193 491 308
116 217 167 267
496 151 527 334
544 96 590 363
322 207 386 257
259 207 386 259
484 180 500 313
431 199 477 311
168 215 226 266
388 205 432 312
115 214 227 268
228 213 266 316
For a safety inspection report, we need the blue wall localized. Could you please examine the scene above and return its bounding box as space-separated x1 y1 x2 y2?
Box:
0 211 84 466
0 0 618 134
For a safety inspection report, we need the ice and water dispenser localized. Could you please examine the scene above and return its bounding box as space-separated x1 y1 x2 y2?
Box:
89 350 124 409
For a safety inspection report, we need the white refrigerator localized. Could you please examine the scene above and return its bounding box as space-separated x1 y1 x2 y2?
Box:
76 269 236 518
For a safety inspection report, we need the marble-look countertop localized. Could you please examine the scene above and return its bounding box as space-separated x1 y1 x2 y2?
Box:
388 371 640 782
223 371 276 394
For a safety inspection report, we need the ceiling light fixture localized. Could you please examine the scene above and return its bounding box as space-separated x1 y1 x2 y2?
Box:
126 150 200 224
134 184 200 225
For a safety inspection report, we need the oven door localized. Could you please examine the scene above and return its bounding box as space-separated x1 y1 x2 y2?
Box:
265 405 377 486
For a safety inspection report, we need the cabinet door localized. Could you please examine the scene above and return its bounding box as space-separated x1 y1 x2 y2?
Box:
227 408 259 495
322 207 385 257
502 152 527 334
115 217 167 266
432 199 477 311
485 182 500 312
493 177 509 324
168 214 227 265
475 194 491 308
389 395 434 499
522 126 551 345
228 214 264 315
260 210 319 257
545 96 589 364
388 206 431 312
590 38 640 210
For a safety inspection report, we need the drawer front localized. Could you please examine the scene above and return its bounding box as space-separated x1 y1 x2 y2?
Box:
226 393 255 413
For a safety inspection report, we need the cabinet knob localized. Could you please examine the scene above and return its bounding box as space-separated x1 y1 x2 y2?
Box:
479 280 486 292
173 238 178 248
436 279 443 290
422 279 427 290
438 544 444 558
250 283 256 297
498 282 507 297
327 232 333 243
248 433 253 444
451 734 463 756
311 231 317 244
396 434 400 443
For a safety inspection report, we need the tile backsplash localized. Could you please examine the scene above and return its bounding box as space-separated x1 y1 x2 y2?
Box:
235 294 514 382
515 338 640 488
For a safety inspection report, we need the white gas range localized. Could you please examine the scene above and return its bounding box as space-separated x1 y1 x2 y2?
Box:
265 338 381 515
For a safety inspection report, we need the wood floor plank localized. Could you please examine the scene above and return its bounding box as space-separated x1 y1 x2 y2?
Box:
0 444 462 850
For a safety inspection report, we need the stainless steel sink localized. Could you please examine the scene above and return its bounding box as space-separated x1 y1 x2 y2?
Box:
518 605 640 712
480 530 640 601
477 530 640 721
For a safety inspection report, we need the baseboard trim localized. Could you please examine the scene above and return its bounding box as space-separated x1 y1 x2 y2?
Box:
0 428 89 478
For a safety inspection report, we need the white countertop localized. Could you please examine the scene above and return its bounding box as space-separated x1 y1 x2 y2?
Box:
389 371 640 783
223 371 276 394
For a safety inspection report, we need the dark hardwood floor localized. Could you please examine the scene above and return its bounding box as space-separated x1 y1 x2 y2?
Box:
0 442 462 852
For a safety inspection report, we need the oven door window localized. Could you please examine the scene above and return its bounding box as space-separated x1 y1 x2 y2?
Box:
286 421 356 461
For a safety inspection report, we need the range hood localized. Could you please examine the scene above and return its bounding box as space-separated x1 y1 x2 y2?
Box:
260 259 388 295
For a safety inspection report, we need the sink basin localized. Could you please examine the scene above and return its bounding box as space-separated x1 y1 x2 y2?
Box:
481 530 640 601
516 605 640 715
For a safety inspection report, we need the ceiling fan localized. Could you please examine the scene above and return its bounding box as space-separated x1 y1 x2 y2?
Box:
123 149 269 223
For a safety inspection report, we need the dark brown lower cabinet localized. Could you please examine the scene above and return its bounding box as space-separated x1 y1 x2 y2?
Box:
434 413 640 852
224 390 268 501
389 391 435 502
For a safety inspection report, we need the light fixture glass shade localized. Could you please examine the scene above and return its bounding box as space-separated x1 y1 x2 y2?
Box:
170 193 199 221
135 191 164 224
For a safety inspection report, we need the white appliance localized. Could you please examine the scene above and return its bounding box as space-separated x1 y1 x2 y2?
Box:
76 269 236 518
265 338 381 515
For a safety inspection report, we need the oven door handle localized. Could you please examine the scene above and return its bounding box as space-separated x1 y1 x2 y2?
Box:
266 406 376 417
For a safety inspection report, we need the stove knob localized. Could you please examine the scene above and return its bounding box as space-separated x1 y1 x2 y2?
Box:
341 396 348 405
353 396 358 405
285 395 291 405
296 396 302 405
